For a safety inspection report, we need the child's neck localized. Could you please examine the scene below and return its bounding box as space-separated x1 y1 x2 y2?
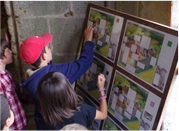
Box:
36 62 48 70
0 63 6 71
3 126 10 130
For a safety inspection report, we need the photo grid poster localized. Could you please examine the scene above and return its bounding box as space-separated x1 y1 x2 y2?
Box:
108 71 161 130
118 20 178 93
75 4 178 130
88 8 124 62
77 56 113 101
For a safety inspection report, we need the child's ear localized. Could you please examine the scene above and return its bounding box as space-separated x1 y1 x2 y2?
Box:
5 118 10 126
41 53 47 60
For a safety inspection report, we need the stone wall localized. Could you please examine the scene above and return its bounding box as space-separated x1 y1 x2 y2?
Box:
4 1 170 83
1 1 8 38
4 1 107 81
115 1 170 26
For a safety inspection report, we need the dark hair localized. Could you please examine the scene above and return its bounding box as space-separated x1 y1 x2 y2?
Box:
31 47 46 67
0 38 9 59
37 71 83 126
0 95 10 130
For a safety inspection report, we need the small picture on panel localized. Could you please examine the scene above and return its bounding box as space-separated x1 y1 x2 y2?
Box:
144 111 153 121
152 65 167 91
150 101 155 108
139 119 150 130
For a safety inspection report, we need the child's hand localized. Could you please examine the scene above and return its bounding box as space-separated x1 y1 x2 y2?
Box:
84 25 94 42
97 73 106 90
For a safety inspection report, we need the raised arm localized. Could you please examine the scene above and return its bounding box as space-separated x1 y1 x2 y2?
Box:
58 25 95 84
94 73 107 120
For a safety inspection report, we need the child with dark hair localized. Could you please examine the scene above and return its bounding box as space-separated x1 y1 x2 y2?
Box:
0 38 27 130
0 94 14 130
19 25 94 129
37 71 107 130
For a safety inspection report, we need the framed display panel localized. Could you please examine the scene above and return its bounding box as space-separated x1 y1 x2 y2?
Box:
77 56 113 102
74 3 178 130
102 116 122 130
108 70 161 130
88 7 124 63
118 20 178 93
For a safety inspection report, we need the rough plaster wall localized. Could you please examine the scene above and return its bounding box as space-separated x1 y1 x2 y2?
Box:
0 0 7 28
115 1 170 26
170 1 178 29
105 1 115 9
141 1 169 25
115 1 142 17
4 1 23 81
4 1 107 81
1 1 8 38
161 2 178 131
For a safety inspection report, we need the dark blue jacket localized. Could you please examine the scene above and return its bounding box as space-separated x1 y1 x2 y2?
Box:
38 103 96 130
19 41 94 128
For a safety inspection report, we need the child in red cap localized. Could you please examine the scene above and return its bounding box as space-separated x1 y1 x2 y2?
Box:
19 25 94 129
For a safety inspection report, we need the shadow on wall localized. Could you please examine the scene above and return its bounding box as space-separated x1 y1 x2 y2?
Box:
1 1 8 38
1 1 7 26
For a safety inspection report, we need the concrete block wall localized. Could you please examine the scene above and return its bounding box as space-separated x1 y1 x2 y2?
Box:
4 1 170 82
4 1 108 81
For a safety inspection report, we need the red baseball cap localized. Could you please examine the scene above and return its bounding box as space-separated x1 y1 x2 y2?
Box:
20 33 52 64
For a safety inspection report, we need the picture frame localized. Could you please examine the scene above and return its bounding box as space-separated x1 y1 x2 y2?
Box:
75 3 178 130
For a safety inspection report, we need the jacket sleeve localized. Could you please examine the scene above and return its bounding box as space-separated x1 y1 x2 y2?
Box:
82 103 96 121
54 41 94 84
